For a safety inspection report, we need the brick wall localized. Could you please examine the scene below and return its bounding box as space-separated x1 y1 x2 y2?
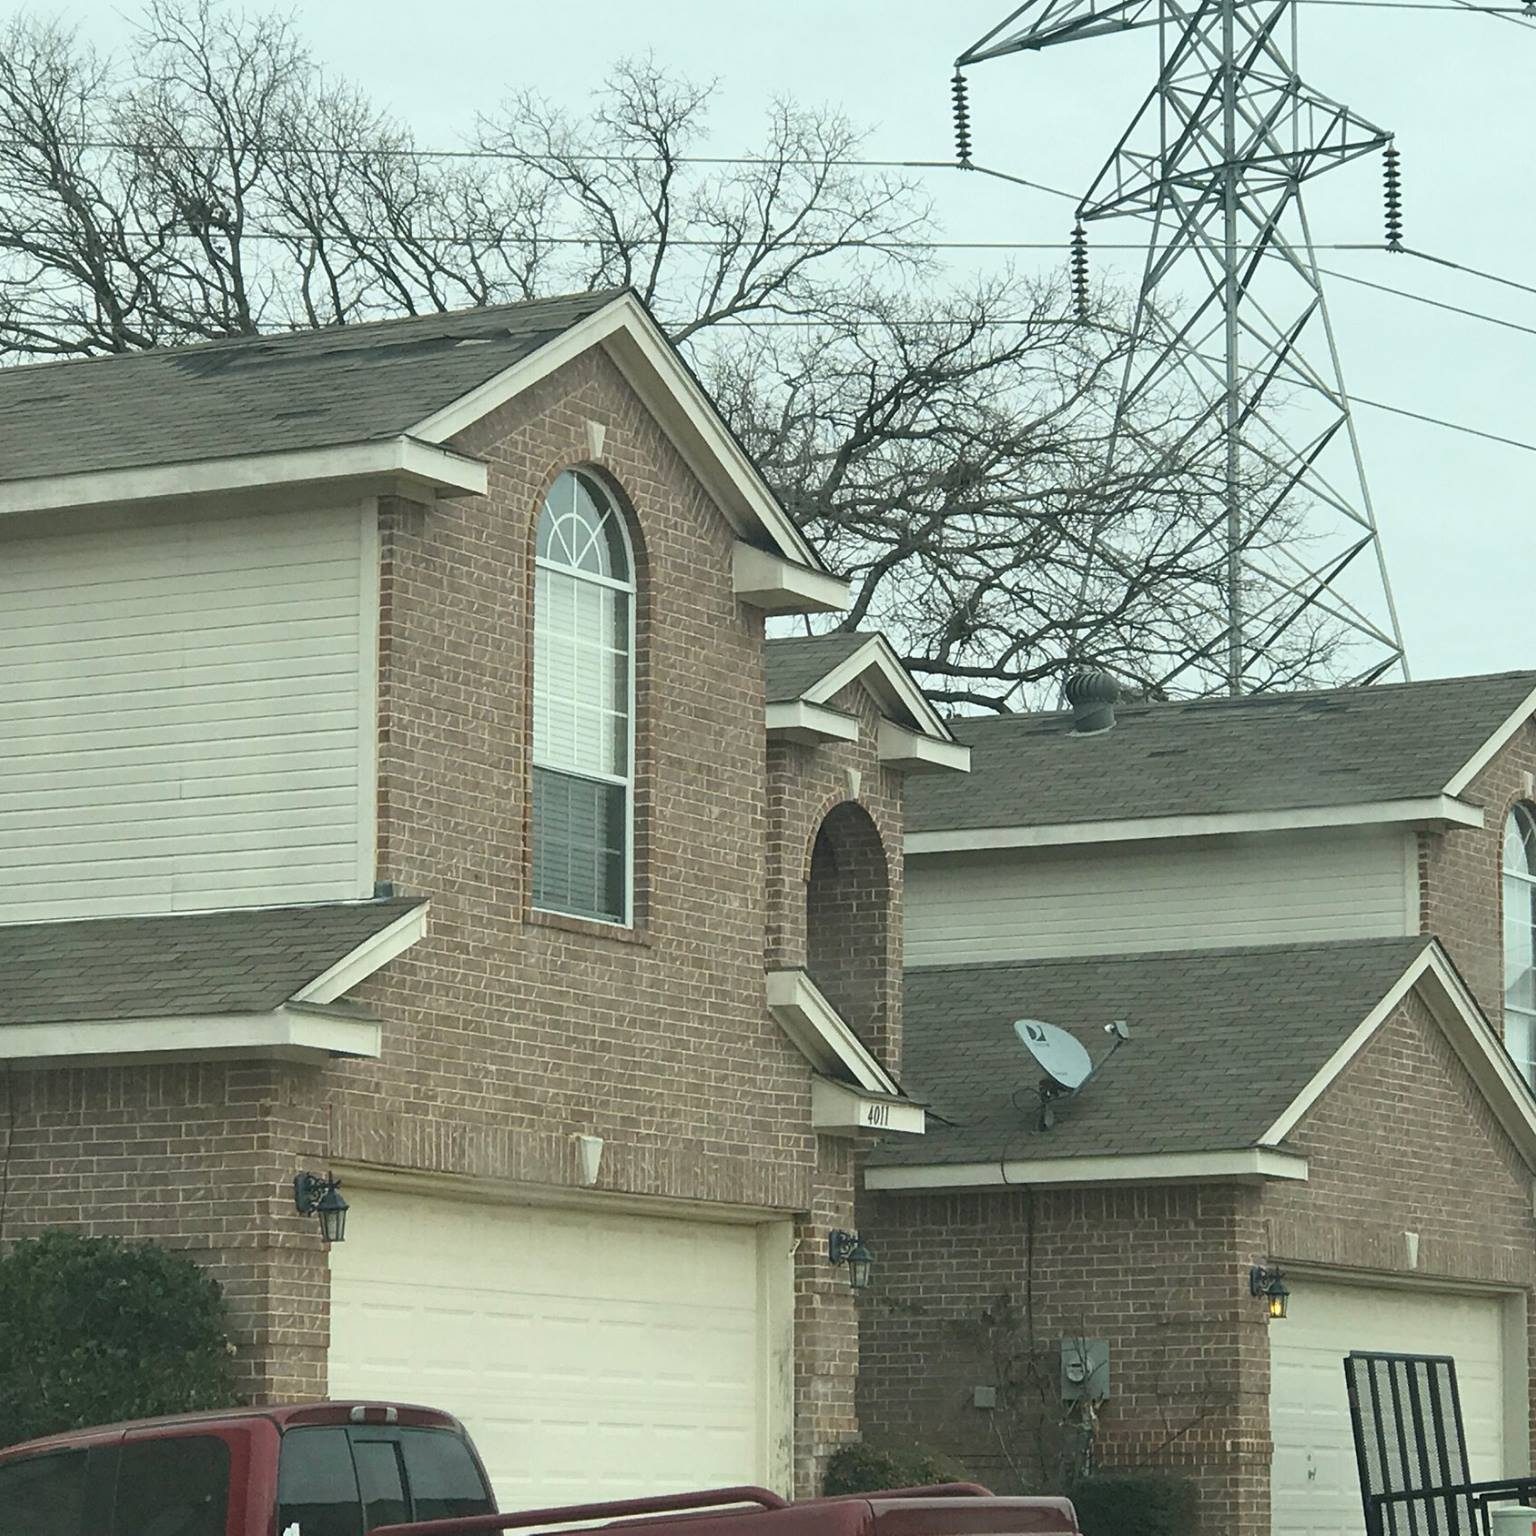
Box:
859 988 1536 1535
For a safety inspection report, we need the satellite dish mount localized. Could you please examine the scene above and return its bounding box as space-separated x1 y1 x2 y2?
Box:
1014 1017 1129 1130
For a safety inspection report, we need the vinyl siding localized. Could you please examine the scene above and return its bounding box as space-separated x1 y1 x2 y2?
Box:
0 504 374 922
905 826 1416 965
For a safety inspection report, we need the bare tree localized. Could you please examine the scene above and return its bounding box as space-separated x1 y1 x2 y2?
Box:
0 0 1344 703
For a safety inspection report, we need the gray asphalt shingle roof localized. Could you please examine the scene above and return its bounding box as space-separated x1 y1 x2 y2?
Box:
907 671 1536 833
763 633 875 702
0 290 621 483
0 898 423 1025
869 937 1435 1167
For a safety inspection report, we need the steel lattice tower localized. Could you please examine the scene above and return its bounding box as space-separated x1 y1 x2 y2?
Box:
958 0 1409 693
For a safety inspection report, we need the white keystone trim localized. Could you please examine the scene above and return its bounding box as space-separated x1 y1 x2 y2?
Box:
1258 940 1536 1166
765 700 860 746
732 544 849 614
906 795 1484 855
878 720 972 774
812 1077 926 1137
0 438 486 518
408 290 829 578
0 1007 382 1067
290 903 429 1005
864 1148 1309 1191
1445 684 1536 795
766 968 900 1097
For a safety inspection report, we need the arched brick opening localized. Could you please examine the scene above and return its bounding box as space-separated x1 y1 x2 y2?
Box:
805 801 892 1060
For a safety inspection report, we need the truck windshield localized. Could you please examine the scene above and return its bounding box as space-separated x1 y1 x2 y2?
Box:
277 1425 493 1536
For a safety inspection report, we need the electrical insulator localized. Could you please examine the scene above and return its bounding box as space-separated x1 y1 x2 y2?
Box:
951 71 973 166
1383 142 1403 251
1070 223 1091 320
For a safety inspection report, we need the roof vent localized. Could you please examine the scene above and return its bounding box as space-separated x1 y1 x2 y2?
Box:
1063 671 1119 736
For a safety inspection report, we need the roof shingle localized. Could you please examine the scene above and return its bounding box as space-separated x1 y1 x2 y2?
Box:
763 633 874 703
870 937 1435 1167
907 671 1536 833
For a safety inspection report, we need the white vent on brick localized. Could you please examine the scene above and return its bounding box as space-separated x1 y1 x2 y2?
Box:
0 504 373 922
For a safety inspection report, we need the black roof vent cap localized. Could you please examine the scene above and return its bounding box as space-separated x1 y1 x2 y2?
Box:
1063 670 1120 736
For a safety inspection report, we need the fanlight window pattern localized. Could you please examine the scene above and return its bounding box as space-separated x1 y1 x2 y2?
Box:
1503 804 1536 1085
532 471 634 925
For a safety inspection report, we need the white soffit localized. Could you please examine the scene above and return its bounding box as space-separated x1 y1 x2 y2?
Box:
1259 941 1536 1168
765 700 861 746
408 290 834 582
878 721 972 775
812 1077 926 1137
765 968 900 1097
1444 683 1536 795
0 1007 382 1067
906 795 1484 855
0 438 487 519
732 544 849 615
865 1148 1308 1191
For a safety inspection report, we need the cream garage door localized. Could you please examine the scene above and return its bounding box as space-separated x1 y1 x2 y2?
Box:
327 1189 787 1508
1271 1279 1513 1536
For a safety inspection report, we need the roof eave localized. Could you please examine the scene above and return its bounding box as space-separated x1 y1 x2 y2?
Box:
864 1147 1309 1191
906 794 1483 855
0 436 486 519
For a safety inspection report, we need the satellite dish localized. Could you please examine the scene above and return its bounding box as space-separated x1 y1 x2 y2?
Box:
1013 1018 1093 1092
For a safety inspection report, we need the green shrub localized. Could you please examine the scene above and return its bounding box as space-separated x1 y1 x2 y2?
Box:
1068 1473 1199 1536
824 1440 971 1496
0 1231 239 1447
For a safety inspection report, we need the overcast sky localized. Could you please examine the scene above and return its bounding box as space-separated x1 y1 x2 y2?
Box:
57 0 1536 683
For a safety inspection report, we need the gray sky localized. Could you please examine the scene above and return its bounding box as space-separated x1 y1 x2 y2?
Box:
61 0 1536 682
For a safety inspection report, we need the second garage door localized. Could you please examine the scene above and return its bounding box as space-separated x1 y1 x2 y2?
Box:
1270 1278 1515 1536
327 1188 790 1507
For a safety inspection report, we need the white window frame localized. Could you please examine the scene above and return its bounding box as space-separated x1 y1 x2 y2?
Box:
1503 804 1536 1085
531 471 637 929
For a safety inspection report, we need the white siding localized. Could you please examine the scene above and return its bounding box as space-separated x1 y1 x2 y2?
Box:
0 504 374 922
905 826 1416 966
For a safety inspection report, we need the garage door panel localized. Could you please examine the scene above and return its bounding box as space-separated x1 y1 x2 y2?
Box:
1271 1280 1516 1536
328 1191 777 1504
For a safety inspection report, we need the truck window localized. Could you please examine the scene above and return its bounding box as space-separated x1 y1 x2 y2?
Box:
113 1437 230 1536
277 1427 363 1536
351 1440 409 1531
0 1450 88 1536
397 1430 494 1519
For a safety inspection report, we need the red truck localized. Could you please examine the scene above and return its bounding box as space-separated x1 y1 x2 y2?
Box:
0 1401 1081 1536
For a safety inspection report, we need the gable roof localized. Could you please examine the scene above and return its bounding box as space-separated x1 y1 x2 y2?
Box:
907 669 1536 840
0 898 424 1025
0 291 618 485
0 289 841 595
763 631 960 745
865 935 1536 1187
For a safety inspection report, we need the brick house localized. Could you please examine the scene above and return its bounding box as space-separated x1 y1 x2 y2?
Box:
0 290 968 1500
858 673 1536 1536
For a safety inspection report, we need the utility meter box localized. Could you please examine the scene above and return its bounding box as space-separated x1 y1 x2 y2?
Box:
1060 1337 1110 1401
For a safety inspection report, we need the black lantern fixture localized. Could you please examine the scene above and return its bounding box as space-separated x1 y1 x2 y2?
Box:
828 1229 874 1291
1249 1265 1290 1320
294 1172 349 1244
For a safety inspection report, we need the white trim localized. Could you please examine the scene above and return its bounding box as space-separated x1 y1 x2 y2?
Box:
0 438 486 518
765 700 860 747
0 1006 382 1066
408 291 828 575
803 634 956 743
1402 828 1421 936
906 795 1484 855
1257 941 1536 1167
732 544 850 615
1445 684 1536 795
356 499 381 900
290 904 429 1005
864 1147 1309 1191
811 1077 926 1137
765 968 900 1097
877 720 973 775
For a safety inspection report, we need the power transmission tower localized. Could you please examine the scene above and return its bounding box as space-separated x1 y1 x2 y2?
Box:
956 0 1409 694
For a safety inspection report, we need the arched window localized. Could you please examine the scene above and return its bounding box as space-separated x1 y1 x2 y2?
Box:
532 470 634 925
1503 805 1536 1084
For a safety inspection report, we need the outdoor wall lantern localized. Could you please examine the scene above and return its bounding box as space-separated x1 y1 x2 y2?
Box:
828 1229 874 1291
1249 1265 1290 1319
294 1171 349 1244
